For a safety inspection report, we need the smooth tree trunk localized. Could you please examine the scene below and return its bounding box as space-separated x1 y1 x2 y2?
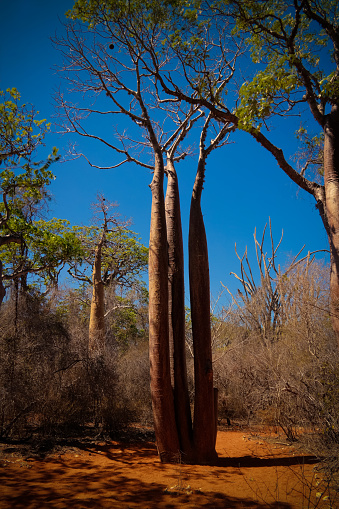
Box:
165 159 194 461
88 239 106 355
324 103 339 345
189 157 217 464
149 154 180 463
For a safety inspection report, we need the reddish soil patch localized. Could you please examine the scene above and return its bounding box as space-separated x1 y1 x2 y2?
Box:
0 428 334 508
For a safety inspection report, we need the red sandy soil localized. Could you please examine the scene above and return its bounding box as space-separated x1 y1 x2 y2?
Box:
0 427 336 509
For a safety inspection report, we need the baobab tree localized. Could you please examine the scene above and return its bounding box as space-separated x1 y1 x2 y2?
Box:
68 195 148 356
56 4 236 462
55 17 190 459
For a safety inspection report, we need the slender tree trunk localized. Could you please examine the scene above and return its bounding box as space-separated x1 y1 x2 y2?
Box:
324 103 339 347
149 154 180 462
88 240 106 355
0 236 21 311
189 157 217 464
165 159 194 461
0 260 6 308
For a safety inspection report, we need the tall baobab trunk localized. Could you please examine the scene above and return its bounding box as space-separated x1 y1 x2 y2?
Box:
189 156 217 464
149 154 180 463
165 159 194 461
88 238 106 355
324 103 339 346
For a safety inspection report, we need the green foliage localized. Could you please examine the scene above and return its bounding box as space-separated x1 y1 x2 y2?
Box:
229 0 339 130
109 292 148 349
0 89 81 291
69 224 148 287
66 0 201 27
236 65 300 130
0 88 58 236
0 88 53 165
66 0 208 60
0 218 83 288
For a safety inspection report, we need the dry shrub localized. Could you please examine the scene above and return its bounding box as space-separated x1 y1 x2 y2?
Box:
116 341 153 425
214 225 338 486
0 287 150 440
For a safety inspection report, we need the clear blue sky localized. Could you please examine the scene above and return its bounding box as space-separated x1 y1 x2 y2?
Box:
0 0 329 307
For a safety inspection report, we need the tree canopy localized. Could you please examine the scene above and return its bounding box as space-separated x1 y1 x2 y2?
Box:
0 89 82 304
65 0 339 343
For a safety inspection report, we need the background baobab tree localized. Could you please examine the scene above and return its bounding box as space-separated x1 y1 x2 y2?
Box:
68 194 148 357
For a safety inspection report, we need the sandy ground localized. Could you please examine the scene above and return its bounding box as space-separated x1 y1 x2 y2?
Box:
0 428 336 508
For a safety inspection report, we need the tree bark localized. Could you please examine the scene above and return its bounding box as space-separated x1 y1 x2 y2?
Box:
0 260 6 308
0 235 22 311
165 159 194 461
149 154 180 463
189 157 217 464
324 103 339 346
88 239 106 355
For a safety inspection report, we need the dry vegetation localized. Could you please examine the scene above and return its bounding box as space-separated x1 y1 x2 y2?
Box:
0 285 152 441
0 230 338 501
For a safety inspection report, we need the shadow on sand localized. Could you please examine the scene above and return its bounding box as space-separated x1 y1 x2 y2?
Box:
0 435 320 509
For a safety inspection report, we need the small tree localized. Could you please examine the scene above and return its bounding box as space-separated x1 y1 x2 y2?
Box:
68 194 148 356
225 221 329 346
